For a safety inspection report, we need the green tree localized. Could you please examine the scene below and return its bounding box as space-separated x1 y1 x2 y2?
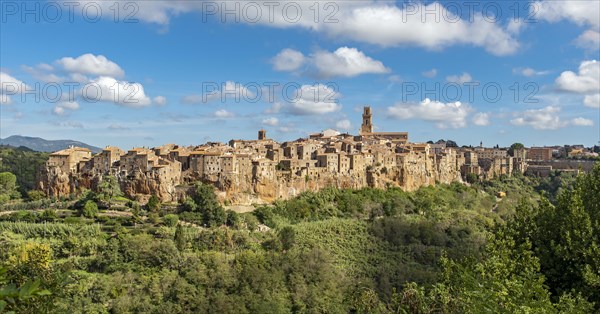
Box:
204 206 226 227
511 163 600 306
147 195 161 212
0 267 52 313
193 183 220 212
40 209 57 222
27 190 46 201
181 197 197 212
394 233 588 313
0 146 49 197
0 172 19 203
278 226 296 251
225 210 240 229
192 183 226 227
163 214 179 227
80 200 98 218
96 176 122 209
508 142 525 157
465 173 479 184
174 224 187 251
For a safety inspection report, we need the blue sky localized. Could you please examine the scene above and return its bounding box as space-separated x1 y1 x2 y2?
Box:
1 0 599 148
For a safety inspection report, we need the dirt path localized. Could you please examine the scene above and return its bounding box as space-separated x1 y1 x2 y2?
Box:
224 205 256 213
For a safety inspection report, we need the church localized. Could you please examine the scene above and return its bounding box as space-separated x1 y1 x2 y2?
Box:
359 106 409 144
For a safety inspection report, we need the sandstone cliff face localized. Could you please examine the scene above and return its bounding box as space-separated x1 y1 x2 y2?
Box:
40 149 464 205
38 167 73 197
120 170 178 202
40 168 180 202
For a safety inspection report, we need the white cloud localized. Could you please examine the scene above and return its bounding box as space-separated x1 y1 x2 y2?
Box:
153 96 167 106
22 64 64 83
0 93 11 105
262 117 279 126
510 106 566 130
214 109 235 118
273 47 390 78
265 102 283 114
0 72 29 105
52 101 80 116
0 72 27 93
534 1 600 53
584 94 600 108
180 95 203 105
108 124 130 130
446 73 473 84
271 49 306 72
513 67 550 77
472 113 490 126
289 84 341 115
57 54 125 78
556 60 600 94
387 98 472 129
388 75 402 83
59 101 80 110
64 1 519 56
574 29 600 51
20 55 160 110
422 68 437 78
311 47 390 78
335 119 352 130
571 117 594 126
325 3 519 56
534 1 600 29
59 121 84 129
52 106 67 116
507 18 527 35
82 76 152 107
182 81 255 104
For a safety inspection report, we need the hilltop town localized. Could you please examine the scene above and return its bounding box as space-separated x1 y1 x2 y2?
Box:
39 107 598 204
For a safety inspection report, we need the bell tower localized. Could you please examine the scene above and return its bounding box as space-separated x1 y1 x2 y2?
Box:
258 129 267 140
360 106 373 135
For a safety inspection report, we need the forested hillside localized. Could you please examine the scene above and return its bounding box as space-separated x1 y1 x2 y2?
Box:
0 146 49 198
0 163 597 313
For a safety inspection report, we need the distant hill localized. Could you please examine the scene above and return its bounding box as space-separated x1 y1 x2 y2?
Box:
0 135 101 153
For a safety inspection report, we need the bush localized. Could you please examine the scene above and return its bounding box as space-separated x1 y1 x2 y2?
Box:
80 201 98 218
242 213 259 231
148 212 161 225
40 209 58 222
147 195 160 212
181 197 197 212
163 214 179 227
27 190 46 202
226 210 240 229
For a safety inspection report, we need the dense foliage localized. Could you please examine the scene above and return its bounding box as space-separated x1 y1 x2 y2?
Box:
0 164 598 313
0 146 48 198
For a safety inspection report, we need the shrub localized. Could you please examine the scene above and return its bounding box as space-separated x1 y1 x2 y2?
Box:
27 190 46 201
147 195 160 212
226 210 240 229
163 214 179 227
80 201 98 218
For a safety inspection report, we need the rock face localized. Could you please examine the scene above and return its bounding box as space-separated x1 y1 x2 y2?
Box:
39 146 182 202
39 140 523 205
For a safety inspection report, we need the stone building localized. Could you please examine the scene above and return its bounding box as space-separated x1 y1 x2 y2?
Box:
47 146 92 174
41 108 534 204
528 147 553 161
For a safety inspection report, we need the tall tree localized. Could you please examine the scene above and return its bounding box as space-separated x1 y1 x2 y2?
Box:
508 143 525 156
510 163 600 307
96 176 122 209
